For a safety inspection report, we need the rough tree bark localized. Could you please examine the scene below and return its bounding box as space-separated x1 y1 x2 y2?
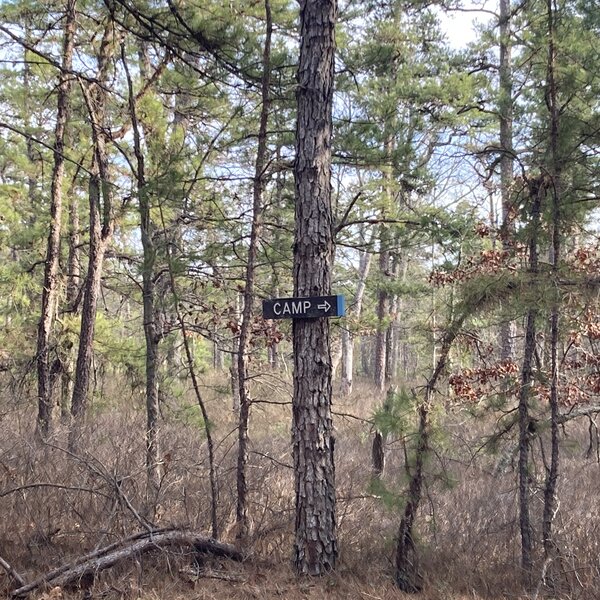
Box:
292 0 338 575
36 0 76 438
236 0 272 541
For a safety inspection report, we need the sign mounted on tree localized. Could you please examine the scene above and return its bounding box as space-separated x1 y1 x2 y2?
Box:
262 295 345 320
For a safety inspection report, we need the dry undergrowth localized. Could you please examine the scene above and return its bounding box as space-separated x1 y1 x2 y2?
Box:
1 374 599 599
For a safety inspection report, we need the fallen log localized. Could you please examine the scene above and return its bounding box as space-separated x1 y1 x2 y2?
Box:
10 529 243 597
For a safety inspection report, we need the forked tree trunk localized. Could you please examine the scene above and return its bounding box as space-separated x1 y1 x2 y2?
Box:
36 0 76 438
292 0 337 575
69 21 115 450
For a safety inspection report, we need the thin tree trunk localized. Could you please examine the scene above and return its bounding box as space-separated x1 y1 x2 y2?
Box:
292 0 337 575
341 248 372 396
499 0 515 361
235 0 272 541
60 191 80 422
231 293 241 412
518 309 536 579
386 249 401 382
36 0 76 438
395 314 466 592
123 44 162 494
375 137 394 393
374 236 389 393
23 23 39 218
213 336 224 371
542 0 561 563
361 336 372 377
158 206 219 539
518 176 543 581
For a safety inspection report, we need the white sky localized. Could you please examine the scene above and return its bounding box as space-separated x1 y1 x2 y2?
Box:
438 2 495 49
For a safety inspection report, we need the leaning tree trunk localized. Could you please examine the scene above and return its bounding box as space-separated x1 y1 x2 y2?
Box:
36 0 77 438
292 0 337 575
395 314 465 592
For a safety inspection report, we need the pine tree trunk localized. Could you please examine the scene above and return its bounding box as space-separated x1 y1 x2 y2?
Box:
36 0 76 438
542 0 561 563
518 176 544 581
292 0 337 575
231 293 241 412
518 309 535 579
123 45 162 494
395 312 466 592
374 238 389 393
69 169 110 447
60 191 80 422
69 20 115 450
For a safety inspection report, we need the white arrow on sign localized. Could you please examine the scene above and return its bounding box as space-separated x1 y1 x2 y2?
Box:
317 300 331 312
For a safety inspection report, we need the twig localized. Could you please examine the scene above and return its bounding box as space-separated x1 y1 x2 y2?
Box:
332 410 373 424
0 483 110 499
250 451 292 470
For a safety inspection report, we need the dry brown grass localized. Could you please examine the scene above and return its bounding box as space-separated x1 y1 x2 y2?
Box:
1 372 599 599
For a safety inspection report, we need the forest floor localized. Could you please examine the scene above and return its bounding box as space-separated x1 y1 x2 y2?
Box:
1 374 598 600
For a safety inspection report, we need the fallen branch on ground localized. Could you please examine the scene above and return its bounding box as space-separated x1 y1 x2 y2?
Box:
0 555 26 587
9 528 244 597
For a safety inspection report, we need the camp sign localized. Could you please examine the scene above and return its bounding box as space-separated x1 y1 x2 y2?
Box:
262 295 345 320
